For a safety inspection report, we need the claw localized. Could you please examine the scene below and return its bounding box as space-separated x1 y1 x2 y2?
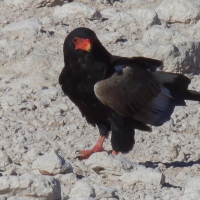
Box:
74 136 118 160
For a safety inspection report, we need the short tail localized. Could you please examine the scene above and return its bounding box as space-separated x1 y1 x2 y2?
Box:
183 90 200 101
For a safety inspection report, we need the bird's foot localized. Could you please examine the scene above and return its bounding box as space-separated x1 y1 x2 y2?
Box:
75 136 118 160
76 146 105 160
76 148 118 160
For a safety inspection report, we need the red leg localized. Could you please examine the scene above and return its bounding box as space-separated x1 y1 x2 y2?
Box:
112 150 118 155
76 136 119 160
77 136 106 160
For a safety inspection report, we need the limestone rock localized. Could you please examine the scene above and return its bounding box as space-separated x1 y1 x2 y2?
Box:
53 3 101 20
93 184 116 199
0 150 12 170
107 9 158 31
32 150 73 175
127 9 159 31
2 18 42 40
179 176 200 200
143 25 200 73
84 152 133 175
3 0 30 6
0 173 61 199
156 0 200 23
69 181 95 198
120 166 165 185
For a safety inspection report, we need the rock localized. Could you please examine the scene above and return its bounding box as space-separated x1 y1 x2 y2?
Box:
107 12 135 29
3 0 30 6
32 150 73 175
124 0 145 7
179 176 200 199
93 184 116 199
0 173 61 199
127 9 159 31
156 0 200 23
0 150 12 170
120 166 165 185
107 9 158 31
69 181 95 198
53 3 101 21
97 32 125 44
84 152 133 175
23 148 40 163
36 0 64 7
142 25 200 73
68 198 94 200
100 8 117 19
2 18 42 40
55 173 78 185
35 131 57 142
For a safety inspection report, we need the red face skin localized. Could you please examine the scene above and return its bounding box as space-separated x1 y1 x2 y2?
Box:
72 37 91 52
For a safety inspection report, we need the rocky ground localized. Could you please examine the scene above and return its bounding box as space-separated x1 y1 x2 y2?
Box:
1 0 200 199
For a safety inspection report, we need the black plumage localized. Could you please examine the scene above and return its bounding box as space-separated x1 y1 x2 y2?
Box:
59 27 200 159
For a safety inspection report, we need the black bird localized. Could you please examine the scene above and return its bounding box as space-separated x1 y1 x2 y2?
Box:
59 27 200 160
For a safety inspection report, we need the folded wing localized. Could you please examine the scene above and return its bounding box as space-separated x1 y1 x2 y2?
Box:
94 64 178 126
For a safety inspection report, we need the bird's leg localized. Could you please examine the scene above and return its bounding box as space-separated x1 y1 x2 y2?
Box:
76 136 119 160
77 136 106 160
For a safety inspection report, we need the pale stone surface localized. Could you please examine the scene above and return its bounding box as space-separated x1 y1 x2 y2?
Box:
120 167 165 185
179 176 200 200
3 0 29 6
156 0 200 23
84 152 133 176
0 174 61 199
2 18 42 40
69 181 95 198
32 150 73 175
0 150 12 170
53 3 101 20
93 184 116 199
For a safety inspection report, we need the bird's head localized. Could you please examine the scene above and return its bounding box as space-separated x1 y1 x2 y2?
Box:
64 27 111 65
64 27 96 55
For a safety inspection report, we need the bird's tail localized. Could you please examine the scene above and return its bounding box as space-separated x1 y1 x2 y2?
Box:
183 90 200 101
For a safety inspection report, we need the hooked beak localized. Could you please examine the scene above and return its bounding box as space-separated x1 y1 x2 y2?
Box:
73 38 91 52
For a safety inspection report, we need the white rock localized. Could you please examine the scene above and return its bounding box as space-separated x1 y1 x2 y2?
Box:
124 0 145 7
36 131 57 142
156 0 200 23
84 152 133 175
55 173 78 184
143 25 200 73
179 176 200 200
107 9 158 31
3 0 30 6
0 173 61 199
120 167 165 185
107 12 134 29
68 198 94 200
127 9 159 31
69 181 95 198
2 18 42 40
97 32 125 44
100 8 117 19
23 148 40 163
0 150 12 170
93 184 116 199
32 150 73 175
53 3 101 20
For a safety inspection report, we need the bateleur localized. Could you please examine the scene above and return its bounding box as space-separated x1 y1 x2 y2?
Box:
59 27 200 160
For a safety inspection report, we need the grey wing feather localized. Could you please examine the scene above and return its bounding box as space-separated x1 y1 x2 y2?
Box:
94 65 177 126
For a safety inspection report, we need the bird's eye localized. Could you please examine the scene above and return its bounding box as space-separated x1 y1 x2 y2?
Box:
72 37 77 42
